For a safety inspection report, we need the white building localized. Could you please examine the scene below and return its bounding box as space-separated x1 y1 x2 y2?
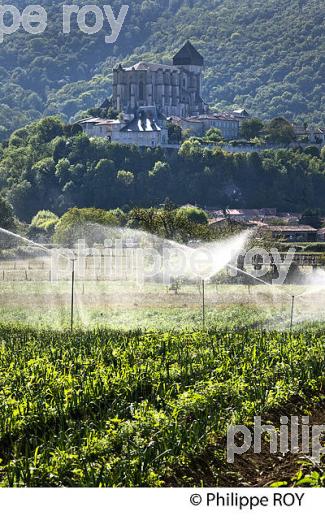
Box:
174 113 241 139
78 117 125 139
78 107 169 148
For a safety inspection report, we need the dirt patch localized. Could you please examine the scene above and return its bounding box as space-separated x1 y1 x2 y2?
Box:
165 397 325 487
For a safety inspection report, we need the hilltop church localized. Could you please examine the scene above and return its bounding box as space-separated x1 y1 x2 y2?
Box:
79 42 244 146
112 41 206 118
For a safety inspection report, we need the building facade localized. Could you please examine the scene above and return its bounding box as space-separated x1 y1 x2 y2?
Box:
112 42 206 118
176 113 241 139
266 225 317 242
78 106 169 148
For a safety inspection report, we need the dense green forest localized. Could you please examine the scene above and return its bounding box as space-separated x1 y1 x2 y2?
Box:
0 117 324 224
0 0 323 140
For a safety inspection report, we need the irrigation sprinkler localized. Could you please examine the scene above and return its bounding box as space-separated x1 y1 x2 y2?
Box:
71 258 76 332
290 295 295 334
0 226 78 330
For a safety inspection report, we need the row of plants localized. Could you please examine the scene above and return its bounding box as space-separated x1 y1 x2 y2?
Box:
0 324 324 486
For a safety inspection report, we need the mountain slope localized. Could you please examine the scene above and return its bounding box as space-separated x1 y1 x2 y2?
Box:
0 0 323 139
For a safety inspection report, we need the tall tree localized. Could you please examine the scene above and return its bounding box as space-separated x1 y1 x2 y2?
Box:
0 195 15 230
240 118 264 140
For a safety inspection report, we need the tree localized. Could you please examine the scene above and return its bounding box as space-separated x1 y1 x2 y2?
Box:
117 170 134 186
167 122 182 144
64 123 83 137
1 114 325 221
127 207 158 234
55 158 71 187
179 137 202 157
7 180 34 221
0 195 15 230
0 126 8 142
31 210 58 230
300 209 323 229
149 161 170 177
53 207 121 245
304 145 320 158
29 210 59 240
240 118 264 140
176 206 208 225
266 117 296 145
32 117 64 145
205 128 223 142
87 105 119 120
182 128 194 141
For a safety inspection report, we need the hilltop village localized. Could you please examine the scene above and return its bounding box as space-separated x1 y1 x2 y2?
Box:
78 42 324 150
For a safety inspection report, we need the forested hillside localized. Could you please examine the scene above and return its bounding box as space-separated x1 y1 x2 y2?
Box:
0 117 324 223
0 0 323 139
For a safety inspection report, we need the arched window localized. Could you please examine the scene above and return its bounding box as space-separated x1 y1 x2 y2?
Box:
139 81 144 101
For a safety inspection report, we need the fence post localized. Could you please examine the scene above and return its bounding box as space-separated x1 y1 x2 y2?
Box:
71 259 75 332
290 295 295 335
202 279 206 330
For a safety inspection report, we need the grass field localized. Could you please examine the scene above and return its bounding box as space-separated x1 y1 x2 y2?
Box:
1 278 324 330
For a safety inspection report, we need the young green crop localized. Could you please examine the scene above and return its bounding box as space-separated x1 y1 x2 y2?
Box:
0 324 324 487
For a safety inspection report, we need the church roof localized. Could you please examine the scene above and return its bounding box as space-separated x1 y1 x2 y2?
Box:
114 42 204 72
121 107 163 132
124 62 176 72
121 117 162 133
173 41 204 66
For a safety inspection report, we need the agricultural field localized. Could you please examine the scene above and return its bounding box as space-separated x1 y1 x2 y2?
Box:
0 324 324 487
1 276 325 330
1 252 325 488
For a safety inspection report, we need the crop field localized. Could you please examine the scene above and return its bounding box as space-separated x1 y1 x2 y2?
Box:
1 252 325 488
0 324 324 487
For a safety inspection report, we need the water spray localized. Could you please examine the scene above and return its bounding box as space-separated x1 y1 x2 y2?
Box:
227 263 273 288
227 263 298 332
1 225 304 332
0 227 52 256
0 227 76 332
